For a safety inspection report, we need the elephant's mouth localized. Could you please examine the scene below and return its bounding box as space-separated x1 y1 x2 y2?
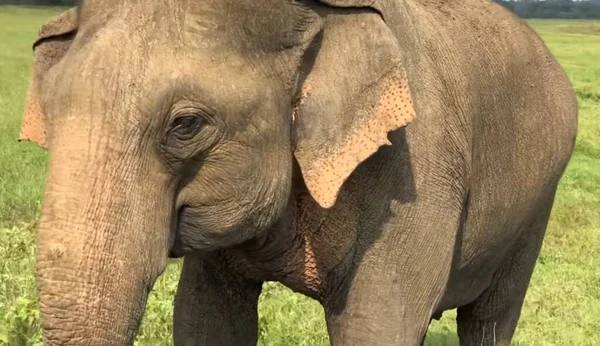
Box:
169 206 189 258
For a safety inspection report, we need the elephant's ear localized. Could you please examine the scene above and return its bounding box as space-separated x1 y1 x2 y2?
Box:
292 7 416 208
19 8 78 149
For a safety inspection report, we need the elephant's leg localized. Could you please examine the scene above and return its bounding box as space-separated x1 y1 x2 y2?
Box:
323 269 441 346
173 253 263 346
456 202 552 346
322 207 462 346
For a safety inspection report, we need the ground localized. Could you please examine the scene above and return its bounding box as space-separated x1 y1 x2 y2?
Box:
0 6 598 346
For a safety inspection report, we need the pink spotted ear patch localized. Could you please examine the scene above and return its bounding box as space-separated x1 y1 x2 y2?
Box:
19 80 48 149
18 8 77 150
299 67 416 208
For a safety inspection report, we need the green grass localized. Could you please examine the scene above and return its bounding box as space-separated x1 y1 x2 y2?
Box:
0 7 599 345
0 7 57 229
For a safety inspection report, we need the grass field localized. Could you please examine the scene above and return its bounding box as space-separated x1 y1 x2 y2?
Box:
0 6 598 346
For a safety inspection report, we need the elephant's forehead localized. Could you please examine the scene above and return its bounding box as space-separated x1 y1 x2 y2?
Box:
77 0 318 53
49 34 265 117
67 20 248 82
141 51 267 103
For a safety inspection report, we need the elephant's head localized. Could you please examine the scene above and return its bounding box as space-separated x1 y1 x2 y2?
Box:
20 1 416 344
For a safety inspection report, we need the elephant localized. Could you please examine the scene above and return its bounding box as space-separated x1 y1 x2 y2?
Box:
18 0 577 345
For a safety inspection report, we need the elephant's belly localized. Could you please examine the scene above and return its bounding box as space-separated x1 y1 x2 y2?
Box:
436 261 498 314
436 213 529 313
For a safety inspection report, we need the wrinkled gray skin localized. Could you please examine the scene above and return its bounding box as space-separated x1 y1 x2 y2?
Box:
22 0 577 345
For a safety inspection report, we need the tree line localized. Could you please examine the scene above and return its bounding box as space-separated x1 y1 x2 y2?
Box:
1 0 600 19
0 0 74 5
496 0 600 19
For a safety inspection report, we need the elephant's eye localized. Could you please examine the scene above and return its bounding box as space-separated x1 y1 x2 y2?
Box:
169 115 206 140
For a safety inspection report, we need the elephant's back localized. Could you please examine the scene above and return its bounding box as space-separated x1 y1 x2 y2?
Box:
409 0 577 215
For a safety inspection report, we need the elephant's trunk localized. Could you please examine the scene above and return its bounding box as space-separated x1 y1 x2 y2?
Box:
36 139 172 345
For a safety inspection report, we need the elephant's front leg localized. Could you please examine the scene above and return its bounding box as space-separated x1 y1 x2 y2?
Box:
323 208 461 346
173 253 262 346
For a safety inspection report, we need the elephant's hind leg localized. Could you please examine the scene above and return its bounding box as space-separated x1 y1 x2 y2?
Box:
173 253 263 346
456 200 553 346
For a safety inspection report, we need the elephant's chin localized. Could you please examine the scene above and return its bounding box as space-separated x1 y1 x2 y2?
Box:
169 204 273 257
